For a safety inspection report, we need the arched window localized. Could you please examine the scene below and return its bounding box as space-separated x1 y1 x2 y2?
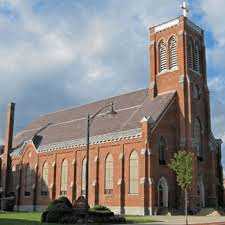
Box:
60 159 68 196
129 151 138 194
193 85 200 100
197 177 205 207
168 36 177 69
159 137 166 165
24 164 32 196
194 118 202 157
41 162 48 196
105 154 113 195
81 158 87 196
159 40 167 72
188 39 194 70
157 177 169 208
194 41 201 73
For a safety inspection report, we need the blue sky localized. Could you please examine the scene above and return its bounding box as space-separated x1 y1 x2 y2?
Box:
0 0 224 167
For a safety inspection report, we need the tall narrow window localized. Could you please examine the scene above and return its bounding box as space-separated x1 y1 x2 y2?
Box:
41 162 48 196
159 40 167 72
194 41 201 73
159 137 166 165
60 159 68 196
105 154 113 195
81 158 87 196
187 39 194 70
168 36 177 69
129 151 138 194
193 85 200 100
194 118 202 158
24 164 32 196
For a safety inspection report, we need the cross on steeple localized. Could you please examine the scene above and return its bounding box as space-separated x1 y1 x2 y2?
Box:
181 0 189 18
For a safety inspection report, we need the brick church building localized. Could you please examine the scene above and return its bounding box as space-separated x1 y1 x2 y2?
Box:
0 5 224 215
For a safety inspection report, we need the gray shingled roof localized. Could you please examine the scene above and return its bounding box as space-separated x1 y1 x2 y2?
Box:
12 89 176 156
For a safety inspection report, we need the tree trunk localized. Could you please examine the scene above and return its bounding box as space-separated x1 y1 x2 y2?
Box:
185 188 188 225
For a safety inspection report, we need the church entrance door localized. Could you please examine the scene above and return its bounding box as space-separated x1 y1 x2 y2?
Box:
157 177 168 208
198 179 205 208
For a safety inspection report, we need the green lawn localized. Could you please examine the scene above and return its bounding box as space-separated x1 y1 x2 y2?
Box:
0 212 156 225
125 215 156 224
0 212 61 225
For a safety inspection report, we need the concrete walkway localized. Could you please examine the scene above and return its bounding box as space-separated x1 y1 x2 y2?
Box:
127 216 225 225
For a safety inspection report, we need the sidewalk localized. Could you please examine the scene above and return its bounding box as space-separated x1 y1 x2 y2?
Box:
127 216 225 225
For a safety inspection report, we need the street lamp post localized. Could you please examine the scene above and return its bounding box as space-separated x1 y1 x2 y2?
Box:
85 103 117 204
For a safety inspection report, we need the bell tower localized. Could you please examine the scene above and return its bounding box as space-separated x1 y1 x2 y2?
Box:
148 8 209 151
148 2 219 207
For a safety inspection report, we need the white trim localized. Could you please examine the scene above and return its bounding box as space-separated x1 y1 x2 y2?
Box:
140 116 148 123
154 19 179 33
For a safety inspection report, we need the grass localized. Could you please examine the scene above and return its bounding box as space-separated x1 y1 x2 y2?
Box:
0 212 157 225
0 212 63 225
125 215 157 224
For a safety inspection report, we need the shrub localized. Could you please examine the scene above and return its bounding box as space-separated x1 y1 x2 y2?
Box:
92 205 111 212
41 211 48 223
60 215 78 224
45 207 74 223
56 196 73 208
43 196 74 223
4 192 16 211
47 196 72 211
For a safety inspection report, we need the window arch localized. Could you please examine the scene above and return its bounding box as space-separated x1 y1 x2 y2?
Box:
194 118 202 157
105 154 113 195
81 158 87 196
60 159 68 196
194 41 201 73
159 40 167 72
168 36 177 69
41 162 48 196
159 137 166 164
187 39 194 70
129 151 138 194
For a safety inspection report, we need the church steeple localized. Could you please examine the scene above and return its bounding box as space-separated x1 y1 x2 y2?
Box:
148 15 205 98
148 8 209 154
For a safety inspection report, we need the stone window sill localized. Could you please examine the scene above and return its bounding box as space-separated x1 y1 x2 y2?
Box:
157 66 179 76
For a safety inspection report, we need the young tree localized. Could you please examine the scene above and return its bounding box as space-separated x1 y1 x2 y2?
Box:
169 151 193 225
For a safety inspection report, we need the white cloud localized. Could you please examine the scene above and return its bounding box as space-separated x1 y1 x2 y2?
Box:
0 0 224 168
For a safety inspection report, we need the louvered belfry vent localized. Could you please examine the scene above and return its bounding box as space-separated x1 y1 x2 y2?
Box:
159 40 167 72
169 36 177 69
188 39 194 70
194 41 201 73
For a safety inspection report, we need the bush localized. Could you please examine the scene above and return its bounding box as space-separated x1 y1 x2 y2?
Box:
43 196 74 223
4 192 16 211
60 215 78 224
92 205 111 212
57 196 73 208
47 196 72 211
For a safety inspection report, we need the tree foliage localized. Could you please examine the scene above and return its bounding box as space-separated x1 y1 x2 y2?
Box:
169 151 193 190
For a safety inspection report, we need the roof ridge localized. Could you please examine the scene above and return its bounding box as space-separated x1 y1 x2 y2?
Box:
37 88 147 118
15 104 143 136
